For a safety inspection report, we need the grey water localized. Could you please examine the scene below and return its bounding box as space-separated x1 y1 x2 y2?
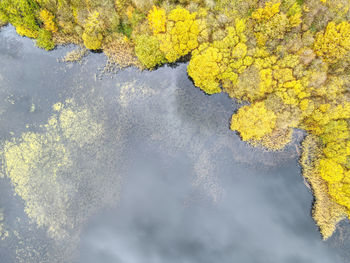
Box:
0 25 349 263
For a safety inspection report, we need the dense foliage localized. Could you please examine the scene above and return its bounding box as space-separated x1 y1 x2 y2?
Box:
1 0 350 240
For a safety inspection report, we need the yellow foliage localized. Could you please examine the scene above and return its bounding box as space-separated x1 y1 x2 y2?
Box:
289 13 302 27
303 118 350 231
244 51 309 104
82 11 103 50
82 31 103 49
258 68 274 96
314 21 350 63
135 34 165 69
316 144 350 218
287 3 302 27
328 182 350 211
323 141 350 164
273 68 294 83
155 7 199 62
321 77 345 102
255 32 267 46
231 42 247 58
305 104 350 137
301 135 347 240
299 98 310 111
190 9 350 225
39 9 58 33
188 19 248 95
231 101 277 141
4 0 350 242
318 158 344 182
126 5 134 20
252 2 302 48
147 5 166 34
187 46 222 94
15 25 39 38
252 2 281 21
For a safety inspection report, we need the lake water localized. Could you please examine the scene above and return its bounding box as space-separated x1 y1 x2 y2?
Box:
0 25 349 263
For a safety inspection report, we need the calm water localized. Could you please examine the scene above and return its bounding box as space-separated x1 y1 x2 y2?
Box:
0 25 349 263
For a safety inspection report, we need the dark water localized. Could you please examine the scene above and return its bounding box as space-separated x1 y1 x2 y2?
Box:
0 25 349 263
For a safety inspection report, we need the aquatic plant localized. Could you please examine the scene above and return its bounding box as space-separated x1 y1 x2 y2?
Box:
103 31 144 68
61 48 88 63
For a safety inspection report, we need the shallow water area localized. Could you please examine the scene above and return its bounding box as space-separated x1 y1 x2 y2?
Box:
0 25 349 263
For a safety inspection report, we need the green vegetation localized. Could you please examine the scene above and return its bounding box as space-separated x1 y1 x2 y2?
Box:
36 29 55 50
0 0 40 37
2 0 350 240
135 34 165 68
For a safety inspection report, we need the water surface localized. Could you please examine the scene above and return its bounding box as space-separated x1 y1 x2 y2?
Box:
0 25 349 263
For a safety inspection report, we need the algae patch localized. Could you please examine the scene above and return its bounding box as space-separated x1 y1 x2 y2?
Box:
0 208 9 240
118 80 157 108
1 98 116 240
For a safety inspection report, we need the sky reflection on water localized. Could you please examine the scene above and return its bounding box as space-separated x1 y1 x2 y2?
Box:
0 25 348 263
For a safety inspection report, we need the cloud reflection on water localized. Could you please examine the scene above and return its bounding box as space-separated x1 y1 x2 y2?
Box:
0 25 346 263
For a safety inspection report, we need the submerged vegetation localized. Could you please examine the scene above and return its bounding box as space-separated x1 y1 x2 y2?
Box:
3 100 104 239
1 0 350 239
2 98 123 242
